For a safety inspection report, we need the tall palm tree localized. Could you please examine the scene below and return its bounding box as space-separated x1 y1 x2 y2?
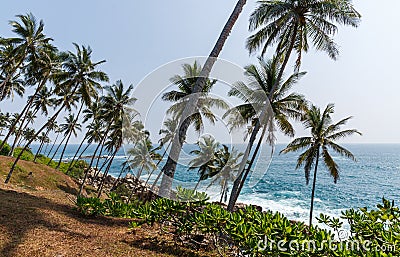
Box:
225 57 306 210
281 103 361 226
5 44 108 183
44 120 59 156
94 80 136 172
11 111 36 155
159 0 247 197
56 114 82 169
228 0 361 210
159 62 229 196
0 112 10 137
77 80 136 196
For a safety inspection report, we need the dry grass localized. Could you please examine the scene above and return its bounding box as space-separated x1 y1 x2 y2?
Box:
0 157 216 257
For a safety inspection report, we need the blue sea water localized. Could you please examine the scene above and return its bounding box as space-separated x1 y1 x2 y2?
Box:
30 143 400 224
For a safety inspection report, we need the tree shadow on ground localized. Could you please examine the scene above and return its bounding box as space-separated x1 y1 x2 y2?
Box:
123 236 205 257
0 188 129 257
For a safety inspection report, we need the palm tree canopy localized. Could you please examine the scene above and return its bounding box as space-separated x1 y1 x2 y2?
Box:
281 103 361 184
189 135 221 181
60 113 82 137
224 57 306 140
56 43 109 106
247 0 361 68
162 61 228 133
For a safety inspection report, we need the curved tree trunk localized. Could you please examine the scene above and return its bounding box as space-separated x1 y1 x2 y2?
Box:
309 148 320 227
158 0 247 198
227 26 299 211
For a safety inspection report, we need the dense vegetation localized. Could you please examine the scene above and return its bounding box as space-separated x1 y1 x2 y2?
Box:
77 189 400 256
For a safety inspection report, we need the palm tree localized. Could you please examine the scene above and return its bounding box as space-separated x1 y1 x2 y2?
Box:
5 44 108 183
159 0 247 197
12 111 36 154
227 0 361 210
281 103 361 226
247 0 361 72
225 57 306 210
0 112 10 137
126 139 158 201
56 114 82 169
93 80 136 172
159 62 229 196
188 135 221 190
44 120 59 156
207 145 243 203
66 100 103 174
0 13 55 152
146 118 178 192
77 80 136 196
33 132 50 162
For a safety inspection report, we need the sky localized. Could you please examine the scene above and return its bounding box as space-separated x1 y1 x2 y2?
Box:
0 0 399 144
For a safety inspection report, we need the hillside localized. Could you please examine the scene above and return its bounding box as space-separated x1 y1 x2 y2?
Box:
0 157 215 257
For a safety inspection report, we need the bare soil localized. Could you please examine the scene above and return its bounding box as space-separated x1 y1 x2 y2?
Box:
0 157 215 257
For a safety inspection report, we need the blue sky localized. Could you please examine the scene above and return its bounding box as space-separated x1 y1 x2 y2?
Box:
0 0 399 144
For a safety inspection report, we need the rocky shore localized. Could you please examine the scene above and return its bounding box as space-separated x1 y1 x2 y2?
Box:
78 168 263 211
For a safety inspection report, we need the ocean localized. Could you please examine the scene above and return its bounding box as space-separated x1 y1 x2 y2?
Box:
30 143 400 224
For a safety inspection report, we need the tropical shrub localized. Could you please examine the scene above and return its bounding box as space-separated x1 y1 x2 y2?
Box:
13 147 34 161
319 198 400 256
0 140 11 156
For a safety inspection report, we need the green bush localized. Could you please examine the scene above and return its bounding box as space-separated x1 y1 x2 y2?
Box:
0 140 11 156
13 147 34 161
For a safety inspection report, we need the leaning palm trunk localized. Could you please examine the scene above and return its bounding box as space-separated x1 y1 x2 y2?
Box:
33 138 46 162
46 132 60 156
66 134 89 175
141 142 171 197
1 75 49 153
78 142 102 196
9 108 39 156
5 83 80 183
309 148 320 227
96 148 118 198
47 136 67 165
56 129 74 169
56 103 84 169
230 124 267 207
227 27 299 211
159 0 247 198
